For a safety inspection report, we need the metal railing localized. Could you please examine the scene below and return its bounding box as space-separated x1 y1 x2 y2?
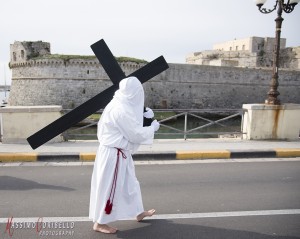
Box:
157 109 244 139
63 109 244 140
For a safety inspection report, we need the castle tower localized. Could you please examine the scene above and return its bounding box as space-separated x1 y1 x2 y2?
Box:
10 41 51 63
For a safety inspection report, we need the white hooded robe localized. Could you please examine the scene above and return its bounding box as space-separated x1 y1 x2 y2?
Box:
89 76 155 224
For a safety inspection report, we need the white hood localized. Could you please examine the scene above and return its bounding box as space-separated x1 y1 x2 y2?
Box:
111 76 144 126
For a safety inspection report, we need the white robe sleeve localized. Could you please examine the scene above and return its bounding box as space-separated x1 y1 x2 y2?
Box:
113 110 154 146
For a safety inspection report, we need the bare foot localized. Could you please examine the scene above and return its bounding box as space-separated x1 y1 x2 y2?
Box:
93 223 117 234
136 209 156 222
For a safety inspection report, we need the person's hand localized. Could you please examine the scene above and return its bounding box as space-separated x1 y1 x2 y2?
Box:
151 120 160 132
143 107 154 119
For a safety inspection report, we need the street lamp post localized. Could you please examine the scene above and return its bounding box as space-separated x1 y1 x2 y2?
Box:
255 0 299 105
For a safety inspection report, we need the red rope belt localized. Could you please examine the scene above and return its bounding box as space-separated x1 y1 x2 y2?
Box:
105 148 127 215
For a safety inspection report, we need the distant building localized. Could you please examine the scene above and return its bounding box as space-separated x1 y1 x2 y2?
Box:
186 36 300 70
212 37 286 52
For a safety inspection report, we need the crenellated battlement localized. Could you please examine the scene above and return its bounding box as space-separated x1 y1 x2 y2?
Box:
10 55 143 69
9 58 100 68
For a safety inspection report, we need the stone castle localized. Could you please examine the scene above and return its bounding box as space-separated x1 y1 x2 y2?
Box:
186 37 300 70
8 40 300 110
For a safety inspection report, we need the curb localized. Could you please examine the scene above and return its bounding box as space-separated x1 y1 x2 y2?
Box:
0 153 37 162
1 149 300 162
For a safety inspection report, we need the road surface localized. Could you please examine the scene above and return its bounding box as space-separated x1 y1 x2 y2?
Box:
0 158 300 238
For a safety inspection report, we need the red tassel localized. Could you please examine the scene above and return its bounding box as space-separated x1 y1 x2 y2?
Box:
105 199 113 214
103 148 126 215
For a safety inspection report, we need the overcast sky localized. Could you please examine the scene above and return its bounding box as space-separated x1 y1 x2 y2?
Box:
1 0 300 85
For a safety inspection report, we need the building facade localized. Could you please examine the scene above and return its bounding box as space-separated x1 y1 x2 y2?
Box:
186 37 300 70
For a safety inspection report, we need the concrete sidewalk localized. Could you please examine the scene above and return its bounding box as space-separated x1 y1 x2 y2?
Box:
0 138 300 162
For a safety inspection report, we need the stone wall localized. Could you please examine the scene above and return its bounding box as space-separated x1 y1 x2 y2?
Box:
9 61 300 110
9 58 141 109
143 64 300 109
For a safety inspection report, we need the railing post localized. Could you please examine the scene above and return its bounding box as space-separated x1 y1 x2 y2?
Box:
184 112 188 140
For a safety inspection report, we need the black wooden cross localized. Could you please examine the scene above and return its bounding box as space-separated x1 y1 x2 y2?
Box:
27 39 169 149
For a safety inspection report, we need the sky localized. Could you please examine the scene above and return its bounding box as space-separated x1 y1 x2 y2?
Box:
0 0 300 86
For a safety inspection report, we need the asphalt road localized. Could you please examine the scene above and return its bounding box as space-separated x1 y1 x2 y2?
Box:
0 159 300 239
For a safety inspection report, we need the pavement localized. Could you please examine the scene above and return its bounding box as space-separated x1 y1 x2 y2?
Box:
0 138 300 162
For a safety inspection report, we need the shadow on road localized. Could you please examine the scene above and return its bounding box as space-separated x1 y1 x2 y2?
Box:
116 219 299 239
0 176 75 191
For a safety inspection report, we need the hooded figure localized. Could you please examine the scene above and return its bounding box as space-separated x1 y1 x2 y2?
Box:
89 76 159 234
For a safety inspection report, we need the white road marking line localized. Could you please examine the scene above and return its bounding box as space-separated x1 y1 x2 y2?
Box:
1 209 300 223
1 158 300 167
152 209 300 220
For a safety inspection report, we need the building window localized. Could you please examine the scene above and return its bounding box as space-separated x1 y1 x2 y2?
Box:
242 45 245 50
236 46 238 51
230 47 232 51
13 52 16 61
21 50 25 59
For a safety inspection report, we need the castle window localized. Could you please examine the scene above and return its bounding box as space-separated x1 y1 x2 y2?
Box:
87 70 89 74
236 46 238 51
230 47 232 51
13 52 17 61
21 50 25 59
